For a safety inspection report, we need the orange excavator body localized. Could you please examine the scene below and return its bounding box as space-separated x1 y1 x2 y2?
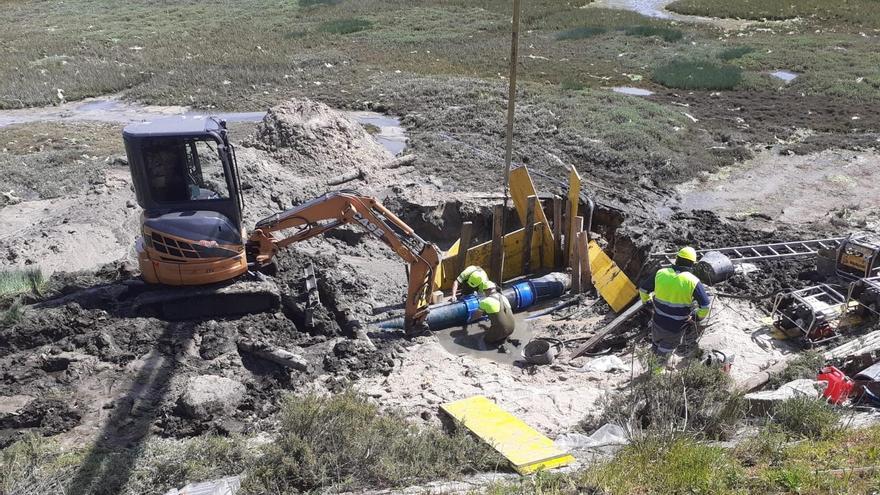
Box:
123 116 439 331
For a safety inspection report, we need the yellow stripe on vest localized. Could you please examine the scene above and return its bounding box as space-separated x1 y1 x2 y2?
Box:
441 396 575 474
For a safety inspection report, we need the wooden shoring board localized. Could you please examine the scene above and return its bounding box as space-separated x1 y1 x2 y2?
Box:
437 227 545 289
566 166 582 265
509 164 555 268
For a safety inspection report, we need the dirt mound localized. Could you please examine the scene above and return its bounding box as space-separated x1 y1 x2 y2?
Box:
250 99 391 179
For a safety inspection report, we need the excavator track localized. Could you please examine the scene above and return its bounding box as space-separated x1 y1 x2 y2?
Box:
131 278 281 321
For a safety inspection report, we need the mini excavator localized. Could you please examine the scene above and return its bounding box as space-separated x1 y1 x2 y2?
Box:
123 116 440 331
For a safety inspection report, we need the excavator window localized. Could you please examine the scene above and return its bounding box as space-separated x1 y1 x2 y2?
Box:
143 138 230 203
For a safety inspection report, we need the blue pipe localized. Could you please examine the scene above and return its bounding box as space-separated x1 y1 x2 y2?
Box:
378 272 569 330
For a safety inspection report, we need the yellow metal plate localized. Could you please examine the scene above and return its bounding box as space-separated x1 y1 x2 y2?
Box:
440 395 575 475
588 241 637 312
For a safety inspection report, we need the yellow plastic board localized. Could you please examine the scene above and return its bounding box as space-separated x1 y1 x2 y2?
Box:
440 396 575 475
588 240 638 312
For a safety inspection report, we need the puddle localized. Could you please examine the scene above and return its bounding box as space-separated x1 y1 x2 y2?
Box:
435 313 535 366
770 70 799 83
612 86 654 96
348 111 408 156
593 0 676 18
0 97 407 155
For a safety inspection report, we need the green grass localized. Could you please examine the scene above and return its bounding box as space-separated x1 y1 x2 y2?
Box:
489 424 880 494
667 0 880 29
718 46 755 61
652 60 743 90
623 25 683 42
560 78 585 91
555 26 608 40
299 0 341 6
588 437 744 494
318 18 373 34
0 268 44 296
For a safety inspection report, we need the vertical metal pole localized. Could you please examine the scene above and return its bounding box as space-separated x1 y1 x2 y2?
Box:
499 0 521 283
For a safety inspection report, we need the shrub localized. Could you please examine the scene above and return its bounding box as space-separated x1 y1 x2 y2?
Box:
718 46 755 61
766 351 824 388
560 78 585 91
245 391 501 492
652 60 742 90
319 18 372 35
556 27 607 40
624 25 684 42
772 397 840 440
596 362 746 441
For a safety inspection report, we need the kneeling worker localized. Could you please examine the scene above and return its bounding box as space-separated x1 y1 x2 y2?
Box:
638 246 712 359
476 282 515 344
451 265 490 301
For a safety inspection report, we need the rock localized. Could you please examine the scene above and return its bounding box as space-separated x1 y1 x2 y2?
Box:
744 379 826 415
177 375 246 420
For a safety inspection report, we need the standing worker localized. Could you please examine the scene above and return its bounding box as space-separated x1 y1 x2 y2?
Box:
451 265 490 301
475 282 516 344
638 247 712 360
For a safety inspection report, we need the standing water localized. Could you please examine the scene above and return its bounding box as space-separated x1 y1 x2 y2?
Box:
0 97 407 155
612 87 654 96
770 70 799 83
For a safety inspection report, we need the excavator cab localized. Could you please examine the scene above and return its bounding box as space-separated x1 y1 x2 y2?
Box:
124 117 249 285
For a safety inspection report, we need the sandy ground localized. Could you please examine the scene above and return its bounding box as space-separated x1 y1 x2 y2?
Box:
671 147 880 226
698 296 798 383
0 167 138 274
358 311 630 437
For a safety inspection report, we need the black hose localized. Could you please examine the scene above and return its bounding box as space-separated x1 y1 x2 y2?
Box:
525 297 578 320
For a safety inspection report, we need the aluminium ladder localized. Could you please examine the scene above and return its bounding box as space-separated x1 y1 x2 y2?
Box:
650 237 845 265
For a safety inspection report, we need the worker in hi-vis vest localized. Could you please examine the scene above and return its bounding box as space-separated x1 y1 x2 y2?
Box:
638 247 712 358
450 265 491 301
474 281 515 344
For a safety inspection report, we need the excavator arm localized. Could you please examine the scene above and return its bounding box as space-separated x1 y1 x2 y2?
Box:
246 191 440 332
